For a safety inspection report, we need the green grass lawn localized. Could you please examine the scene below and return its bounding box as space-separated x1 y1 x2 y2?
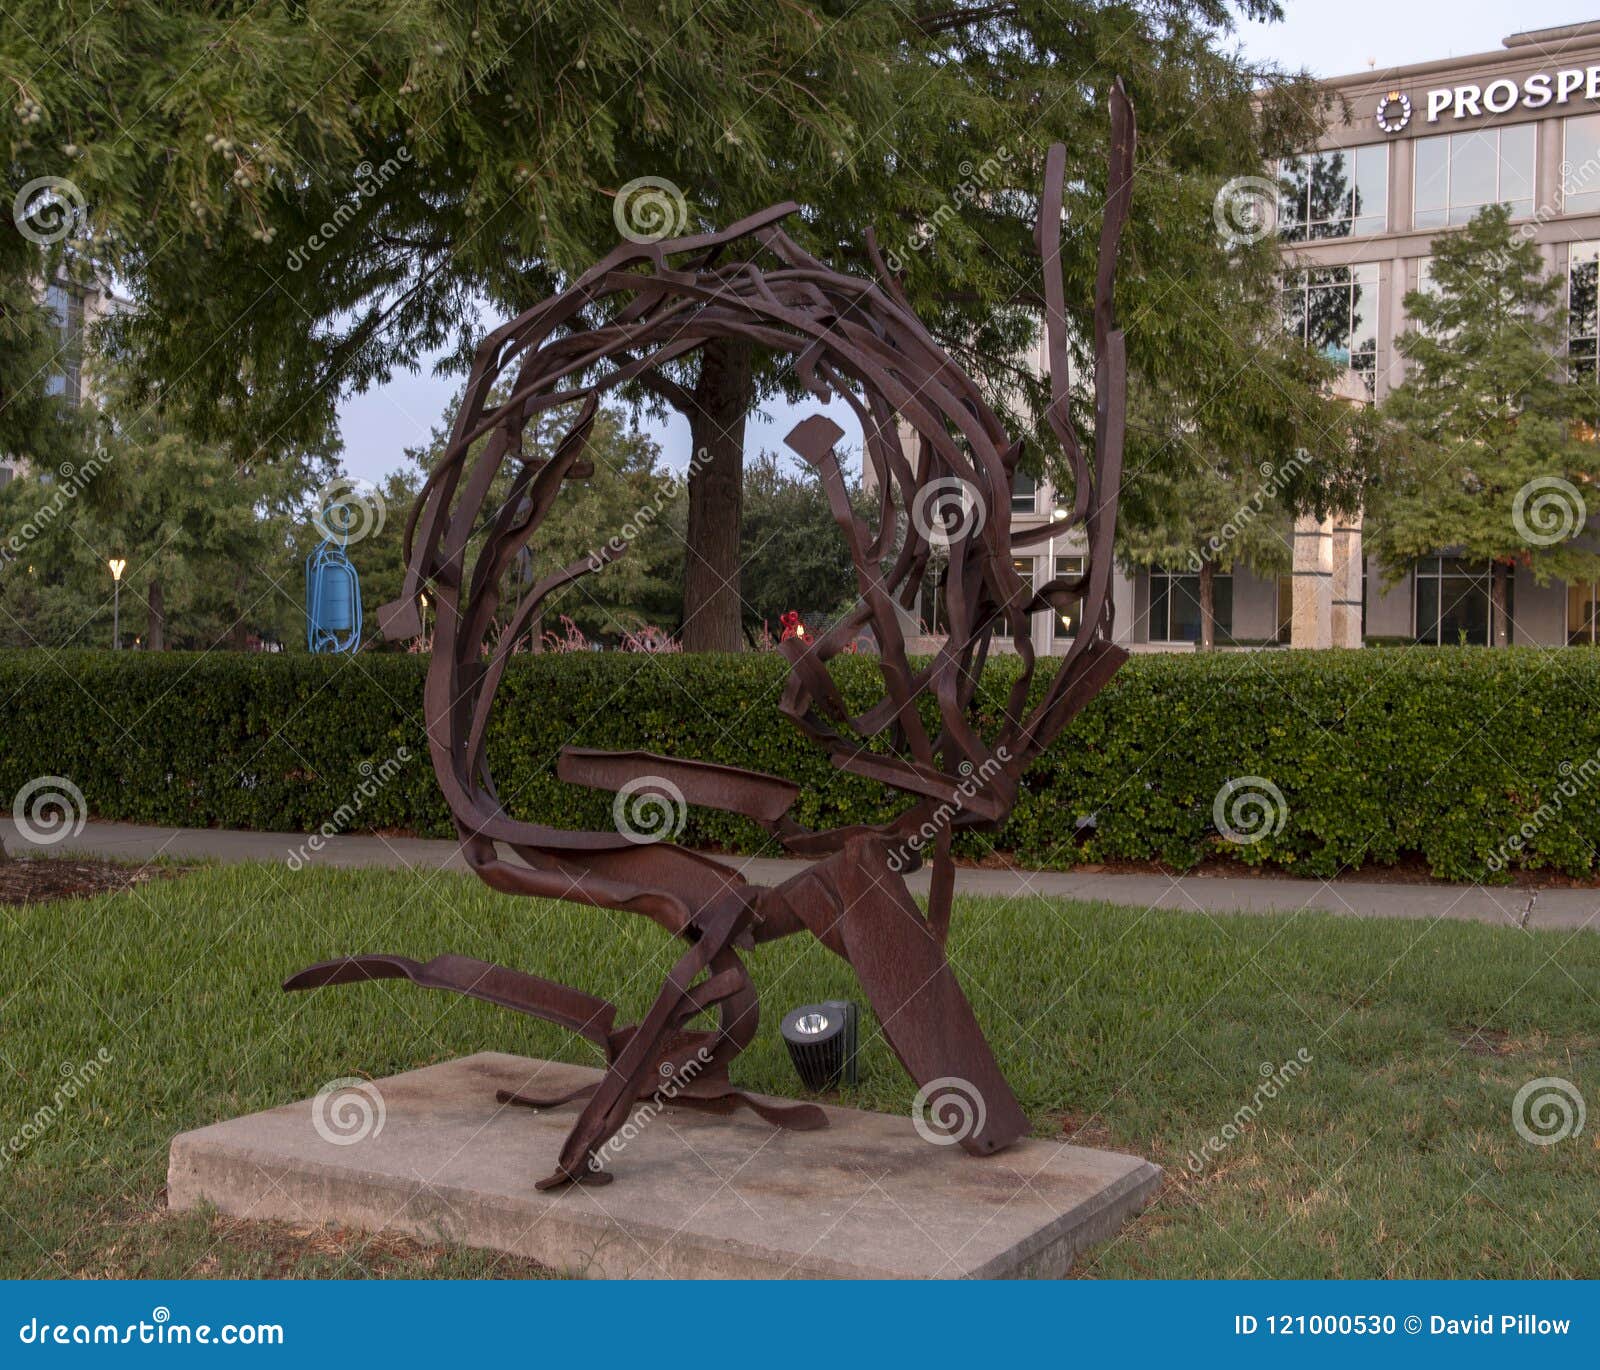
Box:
1 861 1596 1279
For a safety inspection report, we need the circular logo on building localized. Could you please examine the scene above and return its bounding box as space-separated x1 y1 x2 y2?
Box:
1375 90 1411 134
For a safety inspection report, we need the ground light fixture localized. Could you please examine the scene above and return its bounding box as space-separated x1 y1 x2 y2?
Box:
107 557 126 650
780 1000 859 1091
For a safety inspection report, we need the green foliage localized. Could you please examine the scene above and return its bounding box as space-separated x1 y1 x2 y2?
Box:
1369 204 1600 586
0 371 327 649
0 4 1323 485
737 451 861 636
6 645 1600 883
393 389 680 643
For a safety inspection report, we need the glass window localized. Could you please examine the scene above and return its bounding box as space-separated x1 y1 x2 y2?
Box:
917 560 950 636
1010 472 1038 514
994 557 1034 642
1571 243 1600 382
1413 557 1501 646
1564 115 1600 214
42 283 82 405
1283 263 1379 398
1568 582 1599 644
1149 567 1233 643
1413 126 1535 228
1052 555 1085 640
1278 145 1388 241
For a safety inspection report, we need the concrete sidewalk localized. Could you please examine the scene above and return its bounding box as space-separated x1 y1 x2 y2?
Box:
4 817 1595 934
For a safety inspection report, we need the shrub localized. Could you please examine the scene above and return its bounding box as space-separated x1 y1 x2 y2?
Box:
2 647 1596 882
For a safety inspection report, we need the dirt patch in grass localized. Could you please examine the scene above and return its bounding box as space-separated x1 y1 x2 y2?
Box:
60 1201 558 1280
0 857 188 907
1450 1025 1520 1057
177 1213 552 1279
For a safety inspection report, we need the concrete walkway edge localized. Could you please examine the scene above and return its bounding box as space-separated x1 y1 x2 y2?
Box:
4 817 1596 934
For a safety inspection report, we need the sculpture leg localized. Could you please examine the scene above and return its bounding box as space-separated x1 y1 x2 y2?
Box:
767 836 1030 1156
537 886 826 1189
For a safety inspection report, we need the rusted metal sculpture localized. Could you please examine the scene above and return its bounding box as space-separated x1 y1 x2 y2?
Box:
286 83 1135 1189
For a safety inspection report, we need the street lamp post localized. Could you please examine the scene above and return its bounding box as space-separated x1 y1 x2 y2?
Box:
108 558 126 649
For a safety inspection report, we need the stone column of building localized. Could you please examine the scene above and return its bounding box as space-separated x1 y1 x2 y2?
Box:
1291 513 1333 650
1330 515 1363 648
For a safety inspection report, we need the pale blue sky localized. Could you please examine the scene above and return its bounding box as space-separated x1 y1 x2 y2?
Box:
333 1 1600 486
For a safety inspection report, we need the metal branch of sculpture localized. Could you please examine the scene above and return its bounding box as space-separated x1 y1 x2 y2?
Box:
286 82 1136 1189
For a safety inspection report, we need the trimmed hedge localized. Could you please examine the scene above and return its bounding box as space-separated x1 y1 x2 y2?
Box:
4 647 1600 882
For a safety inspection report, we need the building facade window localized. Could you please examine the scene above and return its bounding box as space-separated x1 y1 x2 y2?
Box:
1568 582 1600 644
1570 242 1600 380
1282 263 1379 397
1278 145 1388 240
1564 115 1600 214
1148 567 1232 644
1413 126 1535 228
43 282 83 405
1011 472 1038 514
994 558 1034 641
1413 556 1506 645
1052 554 1085 640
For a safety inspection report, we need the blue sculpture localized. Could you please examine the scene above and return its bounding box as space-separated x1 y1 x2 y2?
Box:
305 536 362 653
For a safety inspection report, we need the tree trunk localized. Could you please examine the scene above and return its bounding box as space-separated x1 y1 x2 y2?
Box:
146 578 165 651
682 338 753 652
1198 559 1216 652
228 569 252 651
1491 561 1510 647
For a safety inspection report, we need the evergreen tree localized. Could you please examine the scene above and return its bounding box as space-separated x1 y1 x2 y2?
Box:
2 1 1327 649
1117 233 1357 649
1366 204 1600 645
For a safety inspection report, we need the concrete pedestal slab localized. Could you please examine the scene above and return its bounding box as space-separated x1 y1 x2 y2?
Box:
168 1052 1160 1279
